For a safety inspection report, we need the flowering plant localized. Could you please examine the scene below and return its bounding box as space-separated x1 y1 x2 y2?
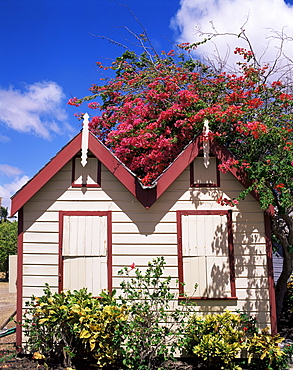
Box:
69 40 293 316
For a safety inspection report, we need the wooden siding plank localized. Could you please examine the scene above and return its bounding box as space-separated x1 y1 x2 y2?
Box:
112 277 179 291
24 211 59 223
23 265 58 275
23 243 58 254
23 276 57 287
112 255 178 266
112 266 178 276
23 254 58 264
112 233 177 244
24 222 58 232
112 222 177 233
23 232 59 243
111 212 177 223
112 245 177 255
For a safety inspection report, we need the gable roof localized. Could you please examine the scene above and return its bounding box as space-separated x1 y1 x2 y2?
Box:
11 131 257 215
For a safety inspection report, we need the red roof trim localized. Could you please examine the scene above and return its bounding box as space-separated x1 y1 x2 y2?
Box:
11 133 83 215
11 132 262 213
87 134 137 198
156 136 202 201
209 139 259 201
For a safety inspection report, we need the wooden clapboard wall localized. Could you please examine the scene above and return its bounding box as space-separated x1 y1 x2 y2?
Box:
21 155 271 330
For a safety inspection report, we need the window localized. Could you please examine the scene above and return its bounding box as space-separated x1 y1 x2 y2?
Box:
190 156 220 187
177 210 236 299
72 155 101 188
59 211 112 295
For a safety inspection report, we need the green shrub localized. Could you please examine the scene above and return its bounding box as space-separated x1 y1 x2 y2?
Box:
183 311 286 370
184 311 244 370
117 256 192 370
23 257 191 369
23 285 126 368
23 260 287 370
276 341 293 370
245 328 285 370
283 278 293 314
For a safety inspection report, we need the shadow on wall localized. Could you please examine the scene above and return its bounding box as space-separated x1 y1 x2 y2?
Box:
187 185 270 325
20 159 271 327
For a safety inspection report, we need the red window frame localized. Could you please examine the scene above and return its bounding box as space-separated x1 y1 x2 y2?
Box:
71 155 101 188
190 156 220 188
58 211 112 293
177 210 236 300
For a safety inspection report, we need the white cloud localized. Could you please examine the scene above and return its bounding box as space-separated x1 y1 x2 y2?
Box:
172 0 293 75
0 164 23 177
0 134 10 143
0 81 73 140
0 175 29 210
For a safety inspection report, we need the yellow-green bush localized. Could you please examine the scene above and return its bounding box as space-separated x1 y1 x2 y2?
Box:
183 311 285 370
184 311 245 370
23 285 127 368
245 328 284 369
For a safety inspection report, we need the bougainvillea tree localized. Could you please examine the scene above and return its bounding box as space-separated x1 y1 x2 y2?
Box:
69 43 293 319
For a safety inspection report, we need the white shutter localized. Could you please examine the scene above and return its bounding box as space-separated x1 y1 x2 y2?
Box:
62 215 107 295
74 157 98 185
192 157 217 185
182 214 230 297
63 215 107 257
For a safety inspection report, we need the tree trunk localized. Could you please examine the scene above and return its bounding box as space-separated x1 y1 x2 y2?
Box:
275 254 293 320
4 258 9 282
271 211 293 323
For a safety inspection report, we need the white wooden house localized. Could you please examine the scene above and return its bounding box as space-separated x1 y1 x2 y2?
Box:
11 123 277 347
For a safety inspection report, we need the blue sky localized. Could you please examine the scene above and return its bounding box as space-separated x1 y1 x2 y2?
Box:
1 0 293 211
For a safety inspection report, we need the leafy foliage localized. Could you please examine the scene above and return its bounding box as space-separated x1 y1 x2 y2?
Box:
23 261 291 369
0 221 17 279
70 47 293 211
0 206 9 223
69 41 293 316
117 256 192 370
245 328 285 370
183 311 245 370
23 285 126 368
23 258 191 369
183 311 285 370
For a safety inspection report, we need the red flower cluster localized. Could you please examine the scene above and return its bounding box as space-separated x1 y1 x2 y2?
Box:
68 48 293 197
217 197 239 207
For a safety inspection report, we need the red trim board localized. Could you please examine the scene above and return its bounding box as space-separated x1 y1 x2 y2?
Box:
16 208 23 350
177 210 237 300
58 211 112 293
11 133 260 213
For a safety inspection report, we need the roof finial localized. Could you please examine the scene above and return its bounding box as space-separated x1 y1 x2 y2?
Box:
203 119 210 168
81 113 89 167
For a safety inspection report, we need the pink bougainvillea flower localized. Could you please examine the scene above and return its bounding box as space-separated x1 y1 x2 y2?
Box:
67 97 81 107
130 262 135 270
